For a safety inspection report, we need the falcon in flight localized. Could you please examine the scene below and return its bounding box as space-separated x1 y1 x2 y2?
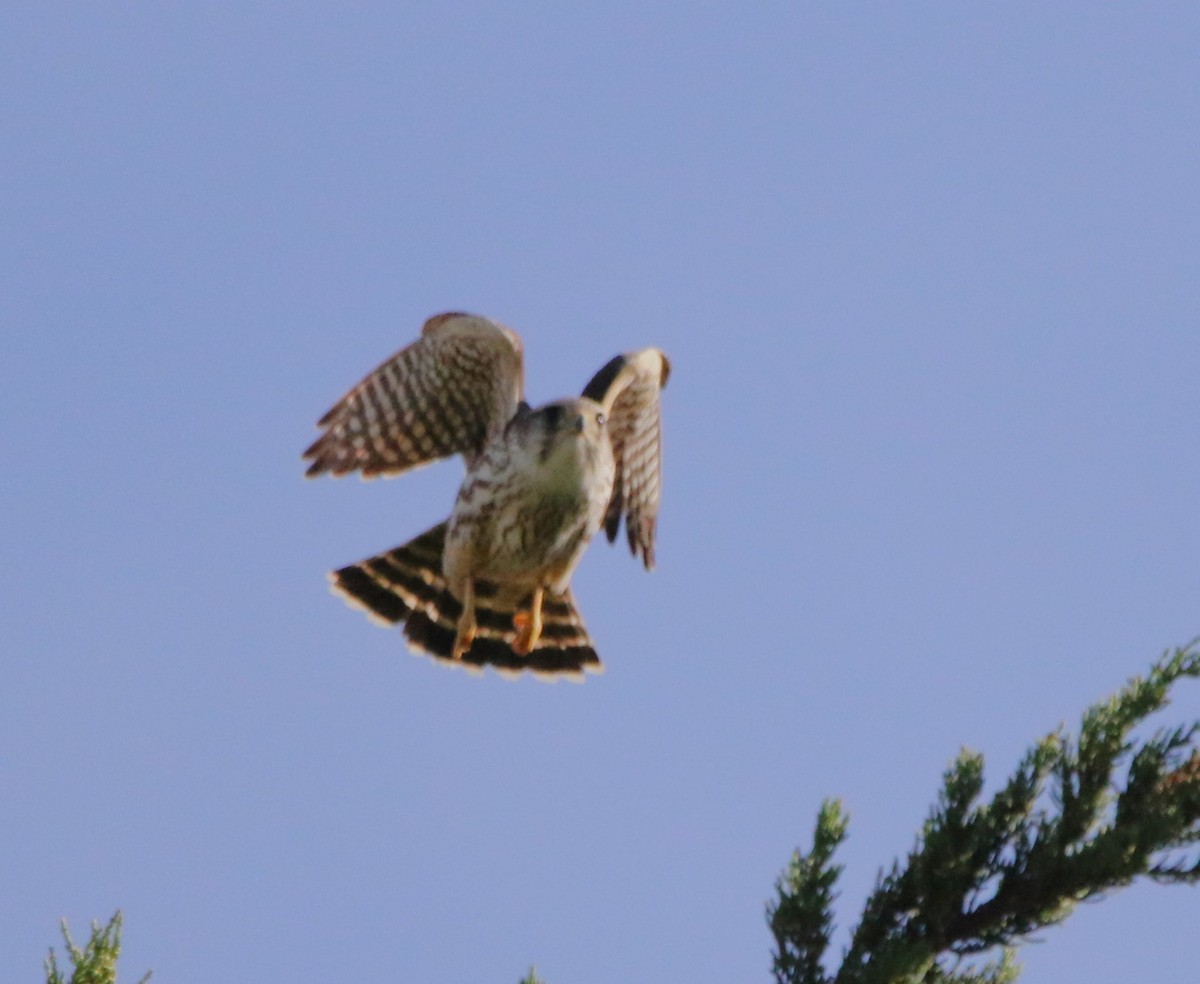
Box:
304 312 670 680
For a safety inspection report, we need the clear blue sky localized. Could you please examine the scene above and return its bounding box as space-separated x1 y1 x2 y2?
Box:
4 4 1198 982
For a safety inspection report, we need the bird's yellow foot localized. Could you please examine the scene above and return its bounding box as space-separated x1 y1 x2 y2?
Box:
452 580 476 659
512 589 544 656
452 622 476 660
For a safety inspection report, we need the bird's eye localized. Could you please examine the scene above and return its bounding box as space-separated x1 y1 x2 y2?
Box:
596 412 607 426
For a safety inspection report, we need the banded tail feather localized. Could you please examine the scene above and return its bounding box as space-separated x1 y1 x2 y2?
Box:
329 522 602 680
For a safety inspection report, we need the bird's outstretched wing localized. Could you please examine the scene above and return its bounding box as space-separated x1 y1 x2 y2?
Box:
582 348 670 569
304 313 525 478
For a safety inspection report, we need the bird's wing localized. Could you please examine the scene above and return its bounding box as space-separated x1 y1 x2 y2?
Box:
581 348 670 569
304 313 525 478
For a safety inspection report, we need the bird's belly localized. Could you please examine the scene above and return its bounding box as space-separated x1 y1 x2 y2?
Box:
445 483 599 595
491 492 591 574
442 429 614 600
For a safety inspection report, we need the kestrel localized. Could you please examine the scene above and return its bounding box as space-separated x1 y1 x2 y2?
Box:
304 312 669 680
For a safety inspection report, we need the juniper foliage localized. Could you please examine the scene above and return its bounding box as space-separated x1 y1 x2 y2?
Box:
44 911 151 984
768 644 1200 984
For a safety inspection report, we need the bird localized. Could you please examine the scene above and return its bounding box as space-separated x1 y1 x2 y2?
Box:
303 312 670 681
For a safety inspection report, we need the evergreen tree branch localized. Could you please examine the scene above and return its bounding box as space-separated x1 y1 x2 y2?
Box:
768 798 850 984
770 643 1200 984
44 911 151 984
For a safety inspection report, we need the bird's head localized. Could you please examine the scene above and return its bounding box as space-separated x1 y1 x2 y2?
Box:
539 398 607 437
506 397 608 467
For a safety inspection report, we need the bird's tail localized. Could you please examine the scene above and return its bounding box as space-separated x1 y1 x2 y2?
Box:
329 522 602 681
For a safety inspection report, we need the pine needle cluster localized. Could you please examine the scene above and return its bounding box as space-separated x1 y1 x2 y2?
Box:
44 912 151 984
768 644 1200 984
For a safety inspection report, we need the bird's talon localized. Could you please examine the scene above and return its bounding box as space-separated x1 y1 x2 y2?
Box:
452 624 476 660
453 580 477 659
512 610 536 653
512 589 544 656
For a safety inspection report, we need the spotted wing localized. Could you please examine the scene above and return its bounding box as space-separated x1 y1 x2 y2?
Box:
582 348 670 569
304 313 524 478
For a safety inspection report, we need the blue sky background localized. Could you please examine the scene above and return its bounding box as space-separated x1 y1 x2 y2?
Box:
4 4 1198 982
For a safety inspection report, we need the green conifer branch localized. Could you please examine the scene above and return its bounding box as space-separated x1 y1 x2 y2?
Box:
769 643 1200 984
768 799 850 984
44 911 151 984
